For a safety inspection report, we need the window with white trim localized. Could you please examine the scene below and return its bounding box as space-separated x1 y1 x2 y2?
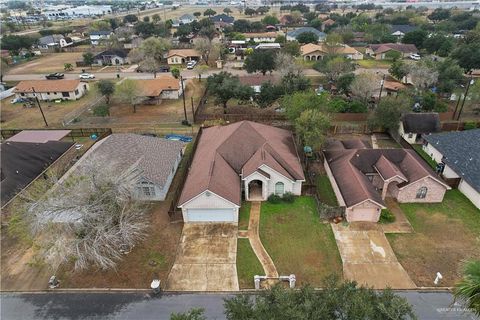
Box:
275 182 285 196
416 186 427 199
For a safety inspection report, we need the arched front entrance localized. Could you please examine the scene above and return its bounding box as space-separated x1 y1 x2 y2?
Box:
248 180 264 201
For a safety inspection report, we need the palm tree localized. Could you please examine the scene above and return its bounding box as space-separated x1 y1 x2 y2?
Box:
454 260 480 316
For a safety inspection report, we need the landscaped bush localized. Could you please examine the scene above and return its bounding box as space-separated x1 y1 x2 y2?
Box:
282 192 295 203
93 104 110 117
379 209 396 224
463 122 478 130
267 194 282 204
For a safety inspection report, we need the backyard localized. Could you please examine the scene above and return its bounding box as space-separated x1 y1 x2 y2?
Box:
386 190 480 287
412 144 437 169
1 85 101 129
260 196 342 286
236 239 264 289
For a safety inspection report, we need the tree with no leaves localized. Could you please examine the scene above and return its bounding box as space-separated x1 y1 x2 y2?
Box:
15 158 149 272
349 72 380 104
195 37 213 65
275 52 301 77
406 61 438 90
115 79 144 113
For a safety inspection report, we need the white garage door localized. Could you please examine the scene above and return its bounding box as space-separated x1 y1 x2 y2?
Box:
349 208 377 222
186 208 236 223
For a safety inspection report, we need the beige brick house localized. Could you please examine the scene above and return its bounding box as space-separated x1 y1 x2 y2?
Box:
323 140 450 222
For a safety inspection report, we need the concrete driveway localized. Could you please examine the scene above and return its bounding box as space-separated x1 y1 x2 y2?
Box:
166 223 239 291
332 223 416 289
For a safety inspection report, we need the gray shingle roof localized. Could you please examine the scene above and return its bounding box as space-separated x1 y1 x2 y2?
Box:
82 134 184 187
287 27 326 40
390 25 417 34
402 113 440 134
39 34 64 46
424 129 480 192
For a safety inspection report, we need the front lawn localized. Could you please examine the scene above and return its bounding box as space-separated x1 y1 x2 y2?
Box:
357 59 392 69
412 144 437 169
386 190 480 286
238 202 251 231
236 239 264 289
260 196 342 286
316 175 338 207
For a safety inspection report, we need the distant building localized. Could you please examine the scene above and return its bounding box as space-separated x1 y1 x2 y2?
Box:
172 13 196 27
135 76 183 101
93 49 129 66
243 32 278 43
167 49 201 65
38 34 73 50
14 80 89 101
43 5 112 20
89 30 113 46
390 25 417 39
366 43 418 60
286 27 326 42
301 43 363 60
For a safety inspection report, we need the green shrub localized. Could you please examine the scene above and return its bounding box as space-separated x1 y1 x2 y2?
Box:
93 104 110 117
282 192 295 203
464 122 478 130
379 209 395 224
267 194 282 204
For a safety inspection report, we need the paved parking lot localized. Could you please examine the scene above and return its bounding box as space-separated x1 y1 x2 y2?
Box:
166 223 239 291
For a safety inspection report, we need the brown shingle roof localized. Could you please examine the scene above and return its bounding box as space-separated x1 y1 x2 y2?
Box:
243 32 277 38
179 121 305 206
369 43 418 54
300 43 360 56
238 75 280 86
167 49 200 58
15 80 82 93
324 147 447 208
135 76 180 96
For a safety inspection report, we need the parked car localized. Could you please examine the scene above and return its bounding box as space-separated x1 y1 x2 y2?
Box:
409 54 421 61
10 97 30 104
186 60 197 69
45 73 65 79
79 73 95 79
165 134 192 142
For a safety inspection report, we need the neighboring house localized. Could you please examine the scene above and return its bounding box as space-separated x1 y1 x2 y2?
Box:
172 13 196 27
423 129 480 209
238 75 280 93
211 14 234 28
398 113 441 144
366 43 418 60
6 130 71 143
321 18 335 31
300 43 363 60
286 27 326 42
390 25 417 39
178 121 305 223
255 43 281 50
136 76 183 102
65 134 185 201
14 80 89 101
243 32 278 43
38 34 73 50
89 30 112 45
167 49 201 65
323 140 450 222
93 49 129 66
1 138 76 207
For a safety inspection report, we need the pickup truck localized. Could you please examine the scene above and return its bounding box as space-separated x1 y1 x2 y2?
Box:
45 73 65 80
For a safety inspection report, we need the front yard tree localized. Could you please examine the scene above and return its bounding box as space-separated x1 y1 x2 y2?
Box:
349 72 380 104
295 109 330 150
455 260 480 317
97 80 115 104
115 79 143 113
16 159 149 272
195 37 213 65
82 52 95 69
223 278 416 320
244 50 275 75
203 9 216 17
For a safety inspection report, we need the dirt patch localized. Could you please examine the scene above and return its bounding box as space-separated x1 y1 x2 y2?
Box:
8 53 85 75
387 209 480 287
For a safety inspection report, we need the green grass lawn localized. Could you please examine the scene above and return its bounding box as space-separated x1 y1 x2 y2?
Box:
260 196 342 286
386 190 480 286
316 175 338 207
412 144 437 169
357 59 392 69
236 238 264 289
238 202 251 231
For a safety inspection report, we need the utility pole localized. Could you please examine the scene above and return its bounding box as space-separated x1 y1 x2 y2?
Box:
32 87 48 127
377 73 386 105
180 76 188 124
452 92 462 120
457 71 474 121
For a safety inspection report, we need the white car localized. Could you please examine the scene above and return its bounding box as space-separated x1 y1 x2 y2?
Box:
186 60 197 69
79 73 95 79
409 54 421 61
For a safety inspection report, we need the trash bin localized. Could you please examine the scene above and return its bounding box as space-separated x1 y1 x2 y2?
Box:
151 279 161 294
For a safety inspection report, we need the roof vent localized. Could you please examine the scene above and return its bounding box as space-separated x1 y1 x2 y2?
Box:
15 170 19 174
206 191 211 197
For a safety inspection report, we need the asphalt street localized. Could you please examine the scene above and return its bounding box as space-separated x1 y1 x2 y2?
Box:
0 291 477 320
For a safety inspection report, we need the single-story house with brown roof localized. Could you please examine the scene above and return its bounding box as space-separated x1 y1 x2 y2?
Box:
301 43 363 61
398 113 440 144
14 80 88 101
178 121 305 223
366 43 418 60
238 75 280 93
135 76 182 101
167 49 201 65
323 141 450 222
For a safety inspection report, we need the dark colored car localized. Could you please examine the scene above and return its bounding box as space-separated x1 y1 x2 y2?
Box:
45 73 65 80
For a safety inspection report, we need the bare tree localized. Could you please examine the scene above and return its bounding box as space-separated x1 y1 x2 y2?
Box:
406 61 438 90
115 79 144 113
18 158 149 272
194 37 213 65
275 52 302 77
350 72 380 104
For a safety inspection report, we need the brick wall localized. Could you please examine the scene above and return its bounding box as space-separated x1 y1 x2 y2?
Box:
394 177 447 203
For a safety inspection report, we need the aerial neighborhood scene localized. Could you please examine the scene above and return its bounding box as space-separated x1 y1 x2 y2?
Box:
1 0 480 318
